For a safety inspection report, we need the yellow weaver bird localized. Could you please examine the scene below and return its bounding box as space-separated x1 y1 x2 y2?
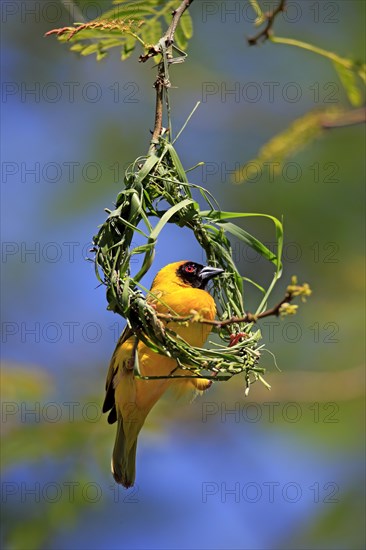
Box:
102 260 224 487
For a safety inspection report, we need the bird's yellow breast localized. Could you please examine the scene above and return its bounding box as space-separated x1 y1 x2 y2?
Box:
114 261 217 394
148 260 216 342
152 286 216 346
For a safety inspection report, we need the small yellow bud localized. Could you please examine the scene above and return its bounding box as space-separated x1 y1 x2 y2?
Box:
279 303 298 316
287 277 312 301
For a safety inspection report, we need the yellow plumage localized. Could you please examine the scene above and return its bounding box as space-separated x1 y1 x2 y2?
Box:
103 260 223 487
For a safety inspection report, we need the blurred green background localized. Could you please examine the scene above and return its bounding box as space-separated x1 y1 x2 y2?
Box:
1 1 365 549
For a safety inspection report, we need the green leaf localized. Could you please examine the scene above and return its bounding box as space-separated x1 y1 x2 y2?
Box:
80 43 100 56
180 10 193 39
272 36 366 84
136 154 159 184
149 198 195 241
121 275 131 312
242 277 266 294
232 110 327 184
216 221 278 266
165 143 189 182
248 0 265 25
132 198 196 283
103 2 157 20
46 0 195 61
174 25 188 50
333 61 363 107
168 4 193 49
97 50 108 61
140 19 163 47
201 210 283 272
122 33 137 60
69 43 84 52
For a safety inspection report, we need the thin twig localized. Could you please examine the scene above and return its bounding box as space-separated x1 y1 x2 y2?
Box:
248 0 287 46
149 65 165 150
156 291 294 329
144 0 195 151
165 0 194 45
322 107 366 129
139 0 195 62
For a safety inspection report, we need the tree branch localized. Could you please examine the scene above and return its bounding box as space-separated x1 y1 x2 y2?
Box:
150 64 165 147
165 0 194 45
248 0 287 46
155 289 300 330
321 107 366 129
142 0 195 151
139 0 195 62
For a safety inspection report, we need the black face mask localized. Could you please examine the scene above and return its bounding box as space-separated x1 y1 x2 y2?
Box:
177 262 224 289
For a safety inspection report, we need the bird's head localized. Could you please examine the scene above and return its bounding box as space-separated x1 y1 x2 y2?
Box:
151 261 224 291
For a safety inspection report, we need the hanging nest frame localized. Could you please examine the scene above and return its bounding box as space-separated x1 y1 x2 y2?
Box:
92 136 284 390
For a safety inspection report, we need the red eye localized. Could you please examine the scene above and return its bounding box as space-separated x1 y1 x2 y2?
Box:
185 265 195 273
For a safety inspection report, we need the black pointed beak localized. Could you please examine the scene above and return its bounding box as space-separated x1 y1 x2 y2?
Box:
199 265 224 282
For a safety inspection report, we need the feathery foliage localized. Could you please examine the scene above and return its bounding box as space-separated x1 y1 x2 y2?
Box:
45 0 193 60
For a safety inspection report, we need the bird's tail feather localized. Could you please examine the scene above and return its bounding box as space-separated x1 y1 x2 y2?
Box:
111 417 139 488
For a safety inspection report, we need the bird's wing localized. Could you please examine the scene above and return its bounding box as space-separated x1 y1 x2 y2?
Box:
102 323 133 423
102 291 162 424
